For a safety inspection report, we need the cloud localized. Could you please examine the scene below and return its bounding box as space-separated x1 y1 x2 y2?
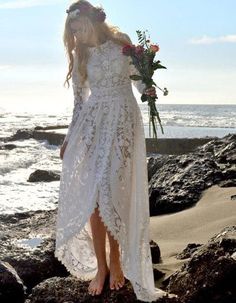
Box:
0 0 64 9
189 34 236 45
0 64 13 70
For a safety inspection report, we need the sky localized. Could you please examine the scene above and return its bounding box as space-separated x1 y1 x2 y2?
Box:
0 0 236 113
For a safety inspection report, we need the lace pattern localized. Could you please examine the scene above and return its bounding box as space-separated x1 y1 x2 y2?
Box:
64 53 91 143
55 34 166 302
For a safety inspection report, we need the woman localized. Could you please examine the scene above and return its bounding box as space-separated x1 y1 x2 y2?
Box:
55 0 177 301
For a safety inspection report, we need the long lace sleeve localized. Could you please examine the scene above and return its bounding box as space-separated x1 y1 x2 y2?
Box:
63 52 91 143
128 59 146 94
121 33 147 95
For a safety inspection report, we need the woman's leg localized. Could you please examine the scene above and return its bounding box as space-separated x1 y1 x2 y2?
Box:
107 230 125 290
88 206 109 296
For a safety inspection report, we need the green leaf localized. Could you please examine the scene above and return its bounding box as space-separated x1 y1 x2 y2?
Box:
141 94 148 102
153 62 167 70
130 75 142 80
163 88 169 96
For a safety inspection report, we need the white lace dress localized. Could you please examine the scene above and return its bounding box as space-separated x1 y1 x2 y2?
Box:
54 35 167 302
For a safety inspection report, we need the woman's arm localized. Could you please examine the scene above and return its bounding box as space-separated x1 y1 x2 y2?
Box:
63 52 91 143
120 33 147 94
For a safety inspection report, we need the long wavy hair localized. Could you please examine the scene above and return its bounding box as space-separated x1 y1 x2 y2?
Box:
63 0 131 88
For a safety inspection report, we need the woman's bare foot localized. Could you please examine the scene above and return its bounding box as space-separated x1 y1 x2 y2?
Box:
88 266 110 296
109 254 125 290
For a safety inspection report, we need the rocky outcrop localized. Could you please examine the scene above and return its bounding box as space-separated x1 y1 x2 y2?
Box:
1 208 235 302
0 210 68 296
0 210 175 302
5 129 34 142
0 261 26 303
148 134 236 215
175 243 203 260
164 226 236 303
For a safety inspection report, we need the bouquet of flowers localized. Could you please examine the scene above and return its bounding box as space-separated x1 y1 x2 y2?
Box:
122 30 168 139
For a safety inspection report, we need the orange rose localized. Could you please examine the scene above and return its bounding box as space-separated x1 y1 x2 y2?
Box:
150 44 160 53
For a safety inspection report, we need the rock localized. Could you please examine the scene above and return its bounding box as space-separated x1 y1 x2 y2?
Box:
221 167 236 179
176 243 203 260
153 268 166 281
26 276 135 303
34 125 68 131
34 126 44 130
26 275 179 303
6 129 34 141
0 210 68 293
0 144 18 150
166 225 236 303
147 155 169 181
148 134 236 216
0 210 180 302
150 240 161 264
27 169 60 182
218 179 236 187
0 260 26 303
197 133 236 165
148 153 222 215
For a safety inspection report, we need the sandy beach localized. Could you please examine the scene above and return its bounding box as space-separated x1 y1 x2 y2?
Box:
150 184 236 286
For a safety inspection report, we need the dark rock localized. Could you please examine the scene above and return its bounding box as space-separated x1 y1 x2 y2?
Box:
26 276 179 303
153 268 166 281
0 143 18 150
231 195 236 200
7 129 34 141
218 179 236 187
176 243 203 260
221 167 236 179
147 155 169 181
166 225 236 303
34 125 68 131
0 210 69 294
34 126 44 130
148 134 236 216
148 153 222 215
198 133 236 165
150 240 161 264
0 260 26 303
27 169 60 182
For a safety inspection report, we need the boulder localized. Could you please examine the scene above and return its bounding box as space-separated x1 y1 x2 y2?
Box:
166 225 236 303
27 169 60 182
0 260 26 303
148 134 236 216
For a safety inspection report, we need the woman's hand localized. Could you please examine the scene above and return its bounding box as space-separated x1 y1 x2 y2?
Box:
60 140 68 160
144 86 157 98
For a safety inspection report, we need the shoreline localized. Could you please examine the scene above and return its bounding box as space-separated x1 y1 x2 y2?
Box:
150 185 236 286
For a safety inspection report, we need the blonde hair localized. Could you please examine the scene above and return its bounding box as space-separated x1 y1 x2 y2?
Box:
63 0 131 88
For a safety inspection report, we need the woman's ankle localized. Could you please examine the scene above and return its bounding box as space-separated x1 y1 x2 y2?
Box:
97 262 109 272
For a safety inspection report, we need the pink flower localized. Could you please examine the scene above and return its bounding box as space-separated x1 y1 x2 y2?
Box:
135 45 144 57
122 44 135 56
150 44 160 53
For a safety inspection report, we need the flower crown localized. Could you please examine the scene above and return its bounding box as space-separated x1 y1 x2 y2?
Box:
66 1 106 23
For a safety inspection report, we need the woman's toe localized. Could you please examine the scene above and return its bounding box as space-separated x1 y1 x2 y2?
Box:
97 287 102 295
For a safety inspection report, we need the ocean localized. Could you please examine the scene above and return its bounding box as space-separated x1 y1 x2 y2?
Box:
0 103 235 215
